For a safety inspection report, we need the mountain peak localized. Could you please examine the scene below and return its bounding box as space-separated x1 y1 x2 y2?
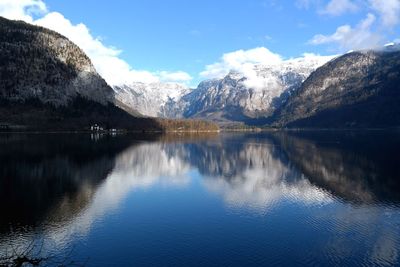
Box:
113 55 333 123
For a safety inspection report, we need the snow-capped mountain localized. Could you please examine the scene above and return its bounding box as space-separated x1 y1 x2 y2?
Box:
181 55 335 122
114 55 335 122
113 82 191 118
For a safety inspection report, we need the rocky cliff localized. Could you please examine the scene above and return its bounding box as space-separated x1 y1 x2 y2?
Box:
272 49 400 128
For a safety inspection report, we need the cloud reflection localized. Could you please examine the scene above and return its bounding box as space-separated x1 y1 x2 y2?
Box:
0 132 399 264
199 141 332 212
41 142 192 249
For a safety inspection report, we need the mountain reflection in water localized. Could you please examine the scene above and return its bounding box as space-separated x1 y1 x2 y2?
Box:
0 132 399 266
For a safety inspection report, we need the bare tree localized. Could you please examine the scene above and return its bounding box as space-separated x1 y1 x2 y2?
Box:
0 239 87 267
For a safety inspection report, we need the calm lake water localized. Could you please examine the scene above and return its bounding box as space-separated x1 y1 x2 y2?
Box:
0 131 399 266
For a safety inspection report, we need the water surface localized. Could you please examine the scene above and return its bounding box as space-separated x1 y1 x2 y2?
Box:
0 131 399 266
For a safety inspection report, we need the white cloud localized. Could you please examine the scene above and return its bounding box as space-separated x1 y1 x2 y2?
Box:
369 0 400 28
305 0 400 52
33 12 163 85
298 0 400 23
0 0 46 22
200 47 333 90
0 0 192 86
309 13 382 51
320 0 358 16
200 47 282 79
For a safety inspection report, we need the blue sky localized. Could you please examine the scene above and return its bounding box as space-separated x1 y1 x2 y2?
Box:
1 0 399 86
43 0 339 69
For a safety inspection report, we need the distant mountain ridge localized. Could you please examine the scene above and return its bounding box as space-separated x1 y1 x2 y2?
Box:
114 47 400 128
114 55 334 123
113 82 190 118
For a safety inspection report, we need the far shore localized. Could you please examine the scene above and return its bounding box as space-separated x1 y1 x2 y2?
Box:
0 127 399 134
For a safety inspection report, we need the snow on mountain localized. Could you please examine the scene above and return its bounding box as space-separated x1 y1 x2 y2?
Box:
113 54 335 122
181 54 336 122
113 82 191 117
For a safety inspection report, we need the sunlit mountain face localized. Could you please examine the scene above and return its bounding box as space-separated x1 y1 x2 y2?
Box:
0 132 399 266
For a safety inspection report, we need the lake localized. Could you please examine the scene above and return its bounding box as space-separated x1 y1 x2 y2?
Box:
0 131 399 266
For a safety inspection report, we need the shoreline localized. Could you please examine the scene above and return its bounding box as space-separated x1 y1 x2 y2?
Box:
0 127 399 134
